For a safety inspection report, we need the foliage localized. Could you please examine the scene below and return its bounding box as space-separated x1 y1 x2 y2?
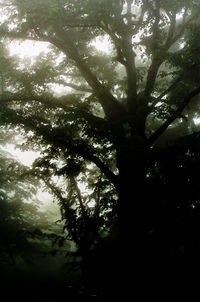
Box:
0 130 67 274
0 148 35 264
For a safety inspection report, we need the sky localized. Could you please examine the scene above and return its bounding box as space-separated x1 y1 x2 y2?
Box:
5 144 40 166
9 40 51 58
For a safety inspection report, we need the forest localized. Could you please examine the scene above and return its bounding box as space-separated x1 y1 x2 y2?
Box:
0 0 200 300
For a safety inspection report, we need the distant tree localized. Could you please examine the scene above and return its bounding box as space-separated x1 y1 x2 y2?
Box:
0 0 200 295
0 148 38 264
0 129 67 279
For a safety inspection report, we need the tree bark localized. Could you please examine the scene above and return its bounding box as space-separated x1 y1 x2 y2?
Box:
113 140 150 293
115 133 148 238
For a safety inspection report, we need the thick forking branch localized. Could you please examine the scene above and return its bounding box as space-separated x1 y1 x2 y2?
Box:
100 14 138 114
148 85 200 146
123 35 138 113
144 7 198 98
144 0 162 97
38 26 125 120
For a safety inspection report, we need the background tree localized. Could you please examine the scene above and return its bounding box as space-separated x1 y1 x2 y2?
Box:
0 127 69 288
0 0 200 296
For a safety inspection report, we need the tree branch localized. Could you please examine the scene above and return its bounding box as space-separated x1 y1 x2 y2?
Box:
144 58 163 97
40 26 125 119
0 27 46 42
169 8 188 46
43 178 68 204
55 81 93 93
157 73 183 100
54 141 119 190
166 9 199 50
0 26 125 119
70 176 88 220
99 16 138 113
0 92 109 130
143 4 192 98
0 105 118 187
148 85 200 145
126 0 134 25
82 152 119 189
60 23 99 28
157 62 200 101
165 11 176 48
123 37 138 113
100 25 138 113
144 1 162 97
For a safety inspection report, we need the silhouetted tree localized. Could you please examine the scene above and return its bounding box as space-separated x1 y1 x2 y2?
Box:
0 0 200 296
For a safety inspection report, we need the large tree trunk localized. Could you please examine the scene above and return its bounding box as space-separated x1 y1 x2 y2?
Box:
113 136 151 292
116 135 147 227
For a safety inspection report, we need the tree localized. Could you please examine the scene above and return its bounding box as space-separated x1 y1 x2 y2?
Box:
0 146 45 267
0 127 69 286
0 0 200 296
